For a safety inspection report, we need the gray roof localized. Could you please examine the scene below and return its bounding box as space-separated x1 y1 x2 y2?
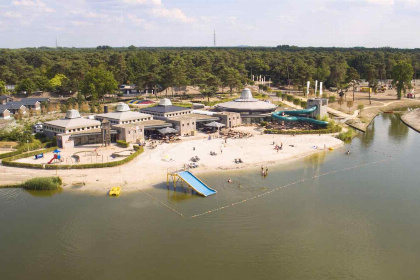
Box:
0 105 10 113
3 102 26 110
18 99 41 106
0 95 12 100
20 98 49 103
141 105 192 114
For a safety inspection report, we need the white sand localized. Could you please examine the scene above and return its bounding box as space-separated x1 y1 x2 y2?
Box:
1 127 343 193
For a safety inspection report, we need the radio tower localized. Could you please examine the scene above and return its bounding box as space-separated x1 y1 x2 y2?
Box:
213 30 216 47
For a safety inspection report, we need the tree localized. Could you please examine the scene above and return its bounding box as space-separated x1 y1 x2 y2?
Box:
16 78 35 95
276 91 282 102
392 61 414 99
198 73 220 102
80 66 118 101
346 100 354 113
346 67 360 101
357 104 364 116
50 74 67 92
338 97 344 110
0 80 6 94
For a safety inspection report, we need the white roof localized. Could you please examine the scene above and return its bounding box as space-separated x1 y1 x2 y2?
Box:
65 109 81 119
44 117 101 130
159 98 172 106
96 110 152 122
236 88 256 101
116 103 130 112
215 88 276 112
191 110 215 116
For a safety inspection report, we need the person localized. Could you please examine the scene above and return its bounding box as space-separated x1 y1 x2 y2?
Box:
193 147 195 151
346 150 351 155
265 167 268 176
228 179 232 183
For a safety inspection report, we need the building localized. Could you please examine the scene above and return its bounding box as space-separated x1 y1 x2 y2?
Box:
307 98 328 119
18 99 41 111
43 110 102 139
0 95 13 105
4 102 27 115
215 88 277 124
0 106 11 119
140 98 192 118
96 103 152 125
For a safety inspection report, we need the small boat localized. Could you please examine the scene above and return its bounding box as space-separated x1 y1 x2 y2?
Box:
329 147 334 151
109 187 121 196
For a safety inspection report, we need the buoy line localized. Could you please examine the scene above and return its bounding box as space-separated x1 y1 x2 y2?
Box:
188 157 392 219
142 192 185 218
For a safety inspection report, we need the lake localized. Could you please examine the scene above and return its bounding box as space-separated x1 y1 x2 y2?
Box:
1 114 420 280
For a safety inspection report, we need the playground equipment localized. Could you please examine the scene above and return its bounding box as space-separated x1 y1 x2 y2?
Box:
34 153 44 160
272 106 329 126
109 187 121 196
167 170 216 197
48 149 61 164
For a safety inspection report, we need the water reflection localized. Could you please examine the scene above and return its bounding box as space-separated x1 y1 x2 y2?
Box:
383 113 409 143
360 120 375 148
24 188 63 197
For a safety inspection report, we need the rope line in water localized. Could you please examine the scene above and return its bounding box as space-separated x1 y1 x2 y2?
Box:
143 192 185 218
188 158 391 219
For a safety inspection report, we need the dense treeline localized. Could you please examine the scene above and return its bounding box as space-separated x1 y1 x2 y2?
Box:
0 47 419 99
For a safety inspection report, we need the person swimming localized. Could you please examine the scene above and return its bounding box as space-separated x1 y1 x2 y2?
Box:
228 179 232 183
346 150 351 155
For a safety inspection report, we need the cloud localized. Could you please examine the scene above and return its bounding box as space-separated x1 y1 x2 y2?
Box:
150 7 196 23
127 14 145 26
3 11 23 18
12 0 55 13
122 0 162 6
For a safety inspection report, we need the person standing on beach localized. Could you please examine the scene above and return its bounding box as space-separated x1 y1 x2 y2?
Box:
265 167 268 176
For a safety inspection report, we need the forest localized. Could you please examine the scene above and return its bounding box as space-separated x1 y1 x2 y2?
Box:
0 46 419 100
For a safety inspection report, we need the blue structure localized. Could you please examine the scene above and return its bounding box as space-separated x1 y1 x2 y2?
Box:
271 106 329 126
167 170 216 197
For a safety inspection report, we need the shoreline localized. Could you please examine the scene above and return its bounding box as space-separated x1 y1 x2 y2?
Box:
1 127 344 194
401 109 420 133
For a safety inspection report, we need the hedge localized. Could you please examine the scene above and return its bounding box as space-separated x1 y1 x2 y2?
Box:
2 146 144 169
301 101 307 109
293 98 301 106
264 126 342 135
0 142 51 159
328 96 336 103
117 140 129 148
286 95 294 102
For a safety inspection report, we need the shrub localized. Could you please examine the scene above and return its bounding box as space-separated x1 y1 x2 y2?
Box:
281 93 287 100
337 128 355 143
117 140 129 148
22 177 62 190
301 101 307 109
264 125 342 135
328 96 336 103
293 98 301 106
286 95 294 102
322 93 328 99
260 121 268 127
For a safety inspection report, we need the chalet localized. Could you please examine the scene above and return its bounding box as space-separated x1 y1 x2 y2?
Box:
0 106 11 119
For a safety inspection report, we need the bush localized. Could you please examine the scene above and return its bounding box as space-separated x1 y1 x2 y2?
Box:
117 140 129 148
337 128 355 143
293 98 301 106
322 93 328 99
286 95 294 102
301 101 307 109
264 125 342 135
328 96 336 103
22 177 62 190
260 121 268 127
281 93 287 100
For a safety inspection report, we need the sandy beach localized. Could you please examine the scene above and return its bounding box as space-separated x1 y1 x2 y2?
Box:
1 127 343 193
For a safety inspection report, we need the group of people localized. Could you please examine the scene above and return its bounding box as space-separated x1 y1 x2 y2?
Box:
272 141 283 153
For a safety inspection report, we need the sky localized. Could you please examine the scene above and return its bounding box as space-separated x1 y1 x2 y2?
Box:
0 0 419 48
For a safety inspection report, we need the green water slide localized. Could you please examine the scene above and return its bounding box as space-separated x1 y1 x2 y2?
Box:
271 106 329 126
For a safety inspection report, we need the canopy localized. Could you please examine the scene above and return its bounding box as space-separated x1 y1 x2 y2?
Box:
204 121 225 128
53 149 61 153
158 127 178 135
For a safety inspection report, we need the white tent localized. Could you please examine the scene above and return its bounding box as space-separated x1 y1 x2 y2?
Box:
158 127 178 135
204 121 225 128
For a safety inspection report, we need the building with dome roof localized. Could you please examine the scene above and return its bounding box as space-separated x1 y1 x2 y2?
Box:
140 98 193 118
215 88 277 123
96 102 153 125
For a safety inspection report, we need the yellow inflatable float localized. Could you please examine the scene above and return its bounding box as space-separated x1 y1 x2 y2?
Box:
109 187 121 196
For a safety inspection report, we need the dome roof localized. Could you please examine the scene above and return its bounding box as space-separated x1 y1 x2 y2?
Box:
65 109 81 119
116 102 130 112
159 98 172 106
235 88 258 102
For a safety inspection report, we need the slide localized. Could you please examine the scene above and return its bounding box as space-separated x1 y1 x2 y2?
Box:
272 106 329 126
47 157 54 164
176 171 216 197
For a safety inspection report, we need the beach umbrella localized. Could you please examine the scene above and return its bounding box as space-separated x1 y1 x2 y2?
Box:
158 127 178 135
204 121 225 128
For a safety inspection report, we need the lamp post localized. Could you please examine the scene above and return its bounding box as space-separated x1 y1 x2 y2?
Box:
27 140 29 152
